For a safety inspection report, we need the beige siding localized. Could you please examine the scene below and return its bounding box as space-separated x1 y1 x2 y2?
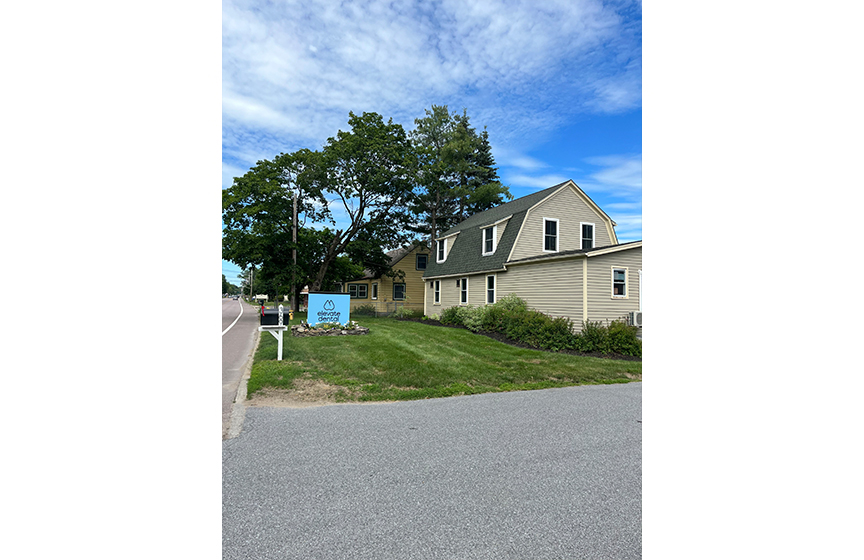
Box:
424 245 641 333
585 246 641 328
497 258 585 328
425 272 492 316
509 185 615 262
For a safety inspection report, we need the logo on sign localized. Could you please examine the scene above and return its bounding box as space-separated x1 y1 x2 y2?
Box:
324 300 335 311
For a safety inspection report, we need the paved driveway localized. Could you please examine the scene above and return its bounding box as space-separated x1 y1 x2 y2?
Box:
223 383 641 559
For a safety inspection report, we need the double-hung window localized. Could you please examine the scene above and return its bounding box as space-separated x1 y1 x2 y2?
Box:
348 283 368 299
486 275 496 304
460 278 468 304
436 239 446 262
434 280 440 304
612 268 627 298
393 283 406 300
543 218 558 252
416 254 428 270
482 226 496 255
371 283 378 300
581 223 595 250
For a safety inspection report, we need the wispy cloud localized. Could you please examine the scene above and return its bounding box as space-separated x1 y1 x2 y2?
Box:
585 154 642 189
223 0 642 166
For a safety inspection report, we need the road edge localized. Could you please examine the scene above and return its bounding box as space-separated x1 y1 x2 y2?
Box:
225 327 261 440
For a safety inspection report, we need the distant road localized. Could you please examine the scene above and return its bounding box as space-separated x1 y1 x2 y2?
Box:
222 298 259 439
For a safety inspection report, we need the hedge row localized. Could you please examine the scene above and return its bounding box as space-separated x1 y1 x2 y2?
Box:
438 294 641 358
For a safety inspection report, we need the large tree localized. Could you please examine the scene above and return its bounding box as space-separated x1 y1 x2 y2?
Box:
222 111 417 300
307 111 417 291
408 105 511 242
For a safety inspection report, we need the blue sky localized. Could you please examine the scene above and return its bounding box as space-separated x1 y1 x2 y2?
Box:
221 0 642 284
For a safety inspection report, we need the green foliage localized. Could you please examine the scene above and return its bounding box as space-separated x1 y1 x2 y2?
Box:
439 306 462 325
247 316 640 402
353 304 377 316
573 320 642 358
408 105 511 241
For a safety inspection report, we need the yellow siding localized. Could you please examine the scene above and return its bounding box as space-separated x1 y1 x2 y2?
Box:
344 245 430 315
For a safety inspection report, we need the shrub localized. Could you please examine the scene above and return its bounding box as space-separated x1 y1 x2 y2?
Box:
573 320 641 357
574 320 608 353
394 307 422 319
457 306 487 332
439 306 462 325
353 304 377 316
606 320 642 357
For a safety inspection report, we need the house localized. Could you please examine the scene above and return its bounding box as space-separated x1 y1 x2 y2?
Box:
341 242 431 315
421 180 642 334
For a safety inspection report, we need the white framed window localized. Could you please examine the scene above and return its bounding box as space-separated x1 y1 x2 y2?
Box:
581 222 595 250
436 239 447 263
434 280 440 304
486 274 496 304
482 226 497 255
460 278 468 304
348 283 368 299
543 218 558 252
371 282 378 300
612 267 628 298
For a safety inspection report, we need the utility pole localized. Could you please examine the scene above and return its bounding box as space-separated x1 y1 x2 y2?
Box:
292 190 298 313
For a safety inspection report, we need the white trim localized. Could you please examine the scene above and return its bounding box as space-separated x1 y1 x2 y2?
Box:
580 222 595 250
482 224 497 256
611 266 628 299
434 280 441 305
486 274 496 304
638 269 642 312
459 277 468 305
542 217 559 253
422 267 507 280
436 238 447 263
371 282 378 300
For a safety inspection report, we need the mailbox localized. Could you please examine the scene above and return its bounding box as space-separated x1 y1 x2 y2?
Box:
260 308 291 326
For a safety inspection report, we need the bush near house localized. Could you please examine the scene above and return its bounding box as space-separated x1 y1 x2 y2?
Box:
438 294 641 358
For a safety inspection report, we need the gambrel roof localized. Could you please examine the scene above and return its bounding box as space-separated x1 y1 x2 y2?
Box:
423 180 620 280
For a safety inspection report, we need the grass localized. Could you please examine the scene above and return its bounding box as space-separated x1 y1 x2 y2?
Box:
247 313 641 402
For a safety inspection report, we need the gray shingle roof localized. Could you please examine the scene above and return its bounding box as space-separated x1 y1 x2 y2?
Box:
423 182 571 279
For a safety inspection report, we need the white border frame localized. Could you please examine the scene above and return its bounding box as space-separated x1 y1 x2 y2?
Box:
486 274 496 304
543 217 559 253
482 225 497 256
580 222 595 250
611 266 628 299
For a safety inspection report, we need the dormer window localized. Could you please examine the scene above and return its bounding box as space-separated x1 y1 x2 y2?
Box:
581 223 595 250
482 225 496 255
543 218 559 252
436 239 446 262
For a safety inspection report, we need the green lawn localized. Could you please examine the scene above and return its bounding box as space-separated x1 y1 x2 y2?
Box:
247 314 641 402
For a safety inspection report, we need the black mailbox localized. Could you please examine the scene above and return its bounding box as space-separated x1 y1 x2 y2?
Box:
260 308 291 326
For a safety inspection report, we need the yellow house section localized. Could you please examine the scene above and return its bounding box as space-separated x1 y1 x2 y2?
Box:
343 244 430 315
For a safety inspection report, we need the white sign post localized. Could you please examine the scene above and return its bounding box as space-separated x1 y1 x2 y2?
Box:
258 303 288 361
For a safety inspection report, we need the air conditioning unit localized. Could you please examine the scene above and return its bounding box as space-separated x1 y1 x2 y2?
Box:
629 311 642 328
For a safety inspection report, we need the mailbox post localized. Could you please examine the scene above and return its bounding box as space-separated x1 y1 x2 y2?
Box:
258 303 289 361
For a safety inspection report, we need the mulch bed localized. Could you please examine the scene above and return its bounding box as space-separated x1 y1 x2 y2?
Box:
393 317 641 362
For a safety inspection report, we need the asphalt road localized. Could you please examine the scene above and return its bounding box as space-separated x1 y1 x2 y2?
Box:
222 297 260 439
223 382 642 559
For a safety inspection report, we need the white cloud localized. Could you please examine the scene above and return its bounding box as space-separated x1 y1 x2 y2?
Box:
585 154 642 189
222 0 642 166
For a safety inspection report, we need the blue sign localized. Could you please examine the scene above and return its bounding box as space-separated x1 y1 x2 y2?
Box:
308 293 351 327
